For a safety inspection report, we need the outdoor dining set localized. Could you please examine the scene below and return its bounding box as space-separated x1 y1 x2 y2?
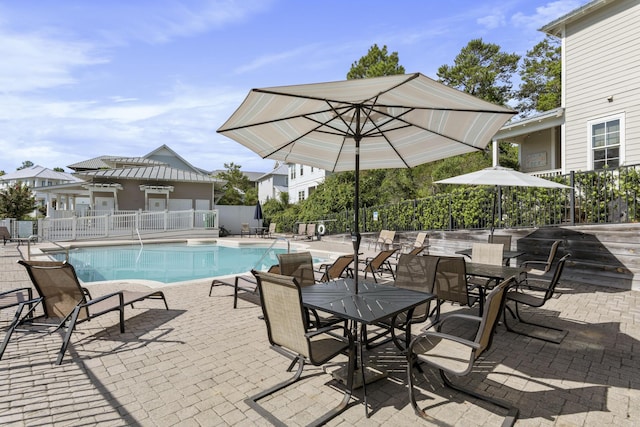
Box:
206 232 570 426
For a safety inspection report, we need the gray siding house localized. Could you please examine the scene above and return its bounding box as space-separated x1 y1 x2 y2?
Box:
494 0 640 175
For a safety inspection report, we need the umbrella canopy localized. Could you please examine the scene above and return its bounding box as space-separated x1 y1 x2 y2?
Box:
218 73 516 292
435 166 571 188
435 166 571 234
254 201 263 222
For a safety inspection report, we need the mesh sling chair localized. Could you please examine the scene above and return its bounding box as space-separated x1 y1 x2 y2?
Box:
278 251 341 327
430 256 475 324
248 271 355 427
361 248 399 282
365 254 440 350
1 260 168 365
503 254 571 344
488 234 512 250
314 254 354 282
408 276 519 427
520 239 562 286
402 231 430 255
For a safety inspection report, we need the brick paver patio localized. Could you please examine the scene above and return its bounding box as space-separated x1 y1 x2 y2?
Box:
1 237 639 426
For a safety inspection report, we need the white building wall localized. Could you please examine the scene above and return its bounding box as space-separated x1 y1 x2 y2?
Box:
562 0 640 172
287 164 328 203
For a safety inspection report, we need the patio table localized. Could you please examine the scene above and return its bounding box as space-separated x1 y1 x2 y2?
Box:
456 248 525 265
466 262 524 313
301 278 435 418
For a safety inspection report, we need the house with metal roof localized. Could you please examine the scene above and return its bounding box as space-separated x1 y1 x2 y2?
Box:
37 145 222 217
492 0 640 176
0 165 85 217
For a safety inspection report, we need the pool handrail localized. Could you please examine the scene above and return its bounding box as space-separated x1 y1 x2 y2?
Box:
253 237 290 270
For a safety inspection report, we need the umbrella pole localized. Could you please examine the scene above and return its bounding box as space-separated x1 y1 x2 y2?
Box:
352 115 362 294
490 186 497 238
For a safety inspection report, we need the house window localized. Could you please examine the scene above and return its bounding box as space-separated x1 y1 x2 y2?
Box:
310 166 314 172
300 164 304 176
589 114 624 170
290 165 296 179
298 190 305 202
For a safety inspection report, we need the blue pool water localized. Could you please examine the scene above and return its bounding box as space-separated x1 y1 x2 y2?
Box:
51 243 317 284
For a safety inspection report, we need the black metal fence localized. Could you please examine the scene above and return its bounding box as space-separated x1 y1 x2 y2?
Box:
319 163 640 235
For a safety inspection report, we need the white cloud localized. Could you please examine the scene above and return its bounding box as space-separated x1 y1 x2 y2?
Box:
511 1 585 30
477 12 507 29
0 28 107 93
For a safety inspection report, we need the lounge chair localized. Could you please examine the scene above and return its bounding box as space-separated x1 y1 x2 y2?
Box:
209 264 280 308
246 271 355 426
314 254 354 282
240 222 251 237
0 260 168 365
401 231 429 255
0 226 37 246
369 229 396 251
0 287 34 312
365 254 439 350
266 222 277 238
504 254 571 343
408 276 518 426
361 248 398 282
293 223 307 239
305 223 316 240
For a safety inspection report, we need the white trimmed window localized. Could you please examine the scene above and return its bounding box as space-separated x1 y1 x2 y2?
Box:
290 165 296 179
588 114 624 170
298 190 305 202
300 164 304 176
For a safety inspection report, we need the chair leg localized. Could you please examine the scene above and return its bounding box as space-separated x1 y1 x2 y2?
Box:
246 354 352 427
57 306 82 365
0 301 37 360
439 369 519 427
503 302 564 344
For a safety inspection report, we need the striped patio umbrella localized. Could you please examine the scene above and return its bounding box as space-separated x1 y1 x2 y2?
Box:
218 73 515 292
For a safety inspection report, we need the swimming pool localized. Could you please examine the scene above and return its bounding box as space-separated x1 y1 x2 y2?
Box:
50 242 322 284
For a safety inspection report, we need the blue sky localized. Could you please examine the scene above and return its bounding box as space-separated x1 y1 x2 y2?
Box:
0 0 589 175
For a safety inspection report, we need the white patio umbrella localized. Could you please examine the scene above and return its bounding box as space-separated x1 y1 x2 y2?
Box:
435 166 571 235
217 73 516 292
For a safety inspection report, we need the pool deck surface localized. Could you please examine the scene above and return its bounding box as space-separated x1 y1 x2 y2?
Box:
1 235 639 426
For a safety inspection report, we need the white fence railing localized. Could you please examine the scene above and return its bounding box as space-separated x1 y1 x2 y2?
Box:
38 209 218 241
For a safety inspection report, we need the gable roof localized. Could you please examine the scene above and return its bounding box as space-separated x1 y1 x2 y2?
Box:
257 163 289 180
143 144 205 174
0 165 83 183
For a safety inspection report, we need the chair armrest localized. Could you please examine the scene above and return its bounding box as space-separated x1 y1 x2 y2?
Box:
235 275 257 286
0 287 33 298
79 291 124 308
521 260 548 269
412 331 481 351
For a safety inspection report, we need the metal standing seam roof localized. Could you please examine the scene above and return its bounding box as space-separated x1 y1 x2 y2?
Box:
67 156 167 170
74 166 219 183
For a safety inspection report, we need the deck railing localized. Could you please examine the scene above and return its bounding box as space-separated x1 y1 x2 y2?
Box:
37 209 218 241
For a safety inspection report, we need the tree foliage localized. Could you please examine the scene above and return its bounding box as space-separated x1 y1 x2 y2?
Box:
17 161 34 170
0 184 37 219
346 44 405 79
437 38 520 105
214 162 257 205
516 36 562 115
